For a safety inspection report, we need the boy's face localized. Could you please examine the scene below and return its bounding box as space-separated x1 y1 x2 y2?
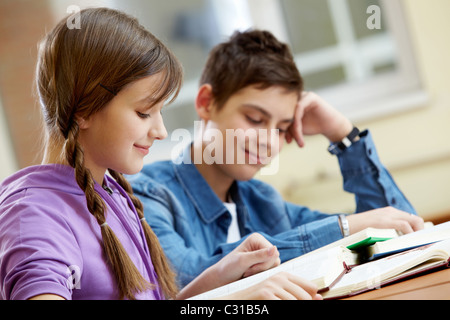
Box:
201 85 298 181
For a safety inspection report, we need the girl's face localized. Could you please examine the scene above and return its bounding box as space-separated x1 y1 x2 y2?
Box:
204 85 298 181
78 75 168 183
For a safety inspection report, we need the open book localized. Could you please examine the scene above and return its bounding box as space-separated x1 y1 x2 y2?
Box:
322 239 450 299
189 245 357 300
190 222 450 300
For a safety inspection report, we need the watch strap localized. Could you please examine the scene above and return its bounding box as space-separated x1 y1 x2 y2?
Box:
328 127 361 155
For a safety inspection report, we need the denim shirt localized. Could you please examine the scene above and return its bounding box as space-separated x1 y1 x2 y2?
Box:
129 130 417 287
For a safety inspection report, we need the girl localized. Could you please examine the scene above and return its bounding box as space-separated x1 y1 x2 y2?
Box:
0 7 320 300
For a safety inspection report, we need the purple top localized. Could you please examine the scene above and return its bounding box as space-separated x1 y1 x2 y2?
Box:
0 164 164 300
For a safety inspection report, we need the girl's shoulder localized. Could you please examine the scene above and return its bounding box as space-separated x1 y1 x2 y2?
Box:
0 164 87 223
1 164 82 200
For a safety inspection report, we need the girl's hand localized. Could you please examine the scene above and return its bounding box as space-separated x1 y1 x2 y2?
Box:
214 233 281 283
222 271 323 300
177 233 281 299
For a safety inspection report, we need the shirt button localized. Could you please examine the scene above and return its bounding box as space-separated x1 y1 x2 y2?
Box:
391 198 397 205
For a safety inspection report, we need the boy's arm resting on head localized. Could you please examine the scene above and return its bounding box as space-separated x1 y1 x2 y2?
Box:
288 92 416 215
285 91 421 236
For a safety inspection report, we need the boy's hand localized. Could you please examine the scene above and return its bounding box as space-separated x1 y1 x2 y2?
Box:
347 207 425 235
286 92 354 148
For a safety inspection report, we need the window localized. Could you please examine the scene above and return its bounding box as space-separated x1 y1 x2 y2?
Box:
248 0 427 121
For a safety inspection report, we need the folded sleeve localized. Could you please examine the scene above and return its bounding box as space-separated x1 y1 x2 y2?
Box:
337 130 417 214
0 191 81 300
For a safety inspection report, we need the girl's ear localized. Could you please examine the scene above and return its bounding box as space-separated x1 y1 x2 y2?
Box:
76 116 90 130
195 84 214 121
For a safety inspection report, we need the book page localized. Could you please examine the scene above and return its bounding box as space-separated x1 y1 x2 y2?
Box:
373 221 450 257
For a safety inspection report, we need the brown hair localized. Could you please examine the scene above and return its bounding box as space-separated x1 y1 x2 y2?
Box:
36 7 182 300
200 29 303 109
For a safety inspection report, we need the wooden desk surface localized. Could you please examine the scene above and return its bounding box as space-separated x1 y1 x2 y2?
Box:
343 268 450 300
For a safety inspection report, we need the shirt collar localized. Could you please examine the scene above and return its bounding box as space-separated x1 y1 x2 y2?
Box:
171 144 228 224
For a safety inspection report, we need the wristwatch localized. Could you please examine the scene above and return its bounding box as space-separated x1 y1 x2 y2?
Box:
339 214 350 238
328 127 361 155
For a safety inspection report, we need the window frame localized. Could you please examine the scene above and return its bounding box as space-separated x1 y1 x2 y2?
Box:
248 0 427 122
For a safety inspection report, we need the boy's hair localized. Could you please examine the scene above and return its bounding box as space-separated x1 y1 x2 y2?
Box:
200 29 303 109
36 7 182 300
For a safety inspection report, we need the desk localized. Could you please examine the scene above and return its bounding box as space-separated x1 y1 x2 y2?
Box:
343 268 450 300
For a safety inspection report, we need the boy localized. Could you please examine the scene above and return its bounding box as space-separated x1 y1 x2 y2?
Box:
129 30 424 288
